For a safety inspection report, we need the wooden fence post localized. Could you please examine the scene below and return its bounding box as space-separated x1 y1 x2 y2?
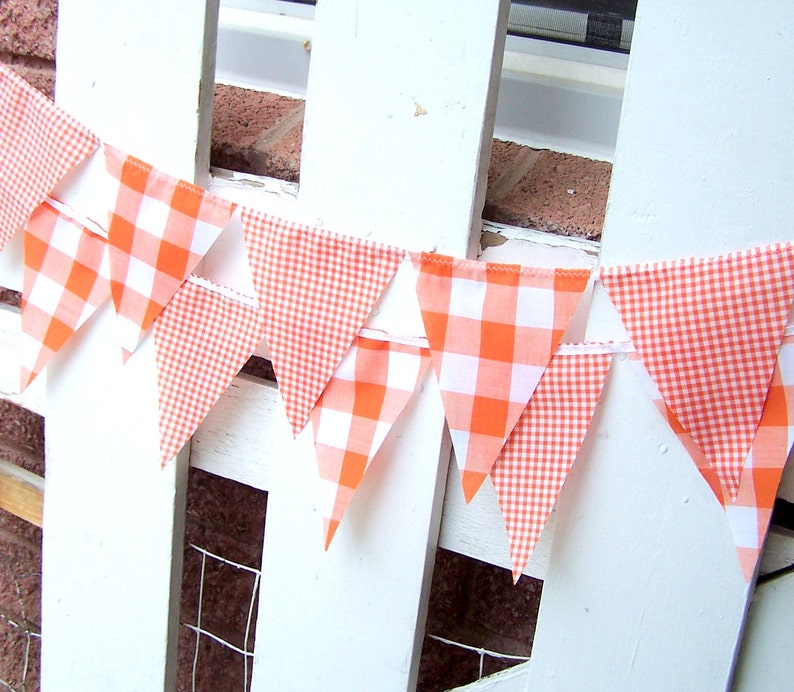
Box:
526 1 794 689
250 1 510 689
40 1 218 687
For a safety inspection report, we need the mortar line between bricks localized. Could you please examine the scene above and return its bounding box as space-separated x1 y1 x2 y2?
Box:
488 146 542 203
253 101 306 154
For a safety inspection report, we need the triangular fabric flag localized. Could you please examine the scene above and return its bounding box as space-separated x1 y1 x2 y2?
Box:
153 275 265 466
492 347 612 582
0 64 99 250
600 243 794 500
20 199 110 389
414 252 591 502
630 328 794 582
309 334 431 548
105 145 236 360
241 208 405 435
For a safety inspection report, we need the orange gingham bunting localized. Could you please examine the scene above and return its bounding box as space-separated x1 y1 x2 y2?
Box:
414 252 591 502
600 242 794 500
630 327 794 582
154 276 265 466
105 145 236 360
492 347 612 582
20 199 110 389
309 334 431 548
241 208 405 436
0 64 99 250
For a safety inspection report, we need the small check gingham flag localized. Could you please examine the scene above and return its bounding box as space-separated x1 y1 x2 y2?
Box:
492 348 612 582
630 328 794 582
600 242 794 500
105 145 236 361
21 200 110 389
414 252 591 502
0 64 99 250
241 208 405 436
153 276 265 466
309 335 431 548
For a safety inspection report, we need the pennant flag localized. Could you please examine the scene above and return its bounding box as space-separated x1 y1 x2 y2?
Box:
241 208 405 435
154 276 265 466
492 347 612 582
105 145 236 360
414 252 591 502
20 200 110 389
0 64 99 250
630 329 794 581
309 334 431 548
600 243 794 500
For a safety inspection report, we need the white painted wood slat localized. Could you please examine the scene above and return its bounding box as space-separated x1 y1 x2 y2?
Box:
250 1 511 689
40 1 220 688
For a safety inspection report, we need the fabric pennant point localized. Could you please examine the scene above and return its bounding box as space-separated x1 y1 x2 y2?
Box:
310 335 430 548
600 242 794 502
0 65 100 250
242 208 405 436
105 145 236 359
492 349 612 581
415 252 591 503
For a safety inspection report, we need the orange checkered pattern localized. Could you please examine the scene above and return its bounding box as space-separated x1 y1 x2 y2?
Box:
309 334 431 548
21 200 110 389
630 327 794 582
600 242 794 500
105 145 236 360
241 208 405 436
414 252 591 502
492 348 612 582
153 276 265 466
0 65 99 250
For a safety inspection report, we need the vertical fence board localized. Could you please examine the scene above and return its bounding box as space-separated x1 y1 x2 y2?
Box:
527 2 794 690
41 1 218 687
251 1 510 689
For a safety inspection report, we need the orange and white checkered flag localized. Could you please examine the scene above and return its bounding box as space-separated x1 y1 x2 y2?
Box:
1 65 99 250
154 276 265 466
414 252 591 502
309 334 431 548
631 325 794 582
105 145 236 361
241 208 405 436
492 346 612 582
21 200 110 389
601 242 794 500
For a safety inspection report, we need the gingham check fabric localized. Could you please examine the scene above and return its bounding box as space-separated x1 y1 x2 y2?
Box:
492 348 612 582
600 242 794 500
241 207 405 436
0 64 99 250
153 276 265 466
630 327 794 582
413 252 591 502
309 334 431 548
105 145 236 360
21 200 110 389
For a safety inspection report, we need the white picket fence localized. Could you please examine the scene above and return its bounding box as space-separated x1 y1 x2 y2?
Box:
1 0 794 689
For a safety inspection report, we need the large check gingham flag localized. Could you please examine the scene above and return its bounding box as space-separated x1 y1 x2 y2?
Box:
414 252 591 502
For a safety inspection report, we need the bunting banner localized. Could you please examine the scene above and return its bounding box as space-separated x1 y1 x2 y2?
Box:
105 145 237 361
600 242 794 500
309 332 431 548
0 64 100 250
20 199 110 389
413 252 591 502
241 208 405 436
492 346 612 582
630 328 794 581
153 275 266 466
